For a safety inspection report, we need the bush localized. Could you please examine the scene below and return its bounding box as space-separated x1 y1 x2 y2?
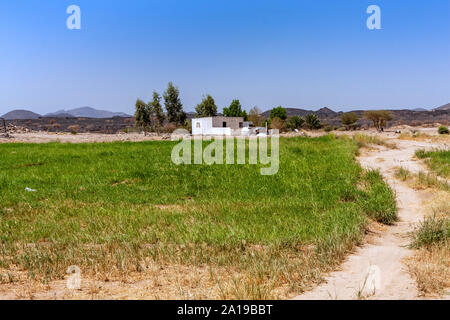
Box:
248 107 264 127
438 126 449 134
305 114 321 130
68 125 80 134
269 117 285 131
411 216 449 248
341 112 358 129
410 120 423 127
163 123 177 133
286 116 304 130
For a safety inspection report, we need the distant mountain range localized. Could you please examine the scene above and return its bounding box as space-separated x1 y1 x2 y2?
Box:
1 107 131 120
434 103 450 111
1 103 448 121
45 107 131 118
1 109 41 120
261 104 449 118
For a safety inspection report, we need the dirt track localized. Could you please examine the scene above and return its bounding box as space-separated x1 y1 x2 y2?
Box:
295 138 449 300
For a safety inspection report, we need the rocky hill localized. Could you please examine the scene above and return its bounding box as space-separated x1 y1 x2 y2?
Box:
434 103 450 111
1 110 41 120
262 106 450 127
45 107 131 118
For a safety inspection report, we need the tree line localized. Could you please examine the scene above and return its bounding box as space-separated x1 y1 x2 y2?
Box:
134 82 186 133
262 109 394 132
135 83 394 132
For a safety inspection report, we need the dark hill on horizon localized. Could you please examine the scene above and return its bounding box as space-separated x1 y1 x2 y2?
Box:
434 103 450 111
45 107 131 118
1 110 41 120
261 105 450 127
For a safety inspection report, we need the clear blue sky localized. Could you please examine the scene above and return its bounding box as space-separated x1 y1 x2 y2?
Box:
1 0 449 115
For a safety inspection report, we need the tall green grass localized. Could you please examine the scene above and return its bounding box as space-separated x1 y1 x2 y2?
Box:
415 149 450 178
0 136 396 297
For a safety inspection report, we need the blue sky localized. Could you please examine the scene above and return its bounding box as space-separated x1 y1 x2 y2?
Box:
0 0 449 115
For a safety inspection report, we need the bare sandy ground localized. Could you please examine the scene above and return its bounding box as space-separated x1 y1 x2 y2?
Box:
295 138 449 300
1 125 445 143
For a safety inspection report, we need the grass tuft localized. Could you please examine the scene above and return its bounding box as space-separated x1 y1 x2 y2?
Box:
351 134 397 149
410 215 449 249
415 149 449 178
406 193 450 296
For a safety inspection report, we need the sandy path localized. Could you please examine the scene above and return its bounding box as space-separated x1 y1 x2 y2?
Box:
295 139 446 300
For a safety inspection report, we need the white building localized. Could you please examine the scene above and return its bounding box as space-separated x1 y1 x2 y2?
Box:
192 116 252 136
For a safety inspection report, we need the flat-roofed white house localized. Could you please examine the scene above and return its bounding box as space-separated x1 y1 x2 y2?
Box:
192 116 252 136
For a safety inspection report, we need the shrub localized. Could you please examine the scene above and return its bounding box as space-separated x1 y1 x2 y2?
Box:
341 112 358 129
68 125 80 134
411 216 449 248
438 126 449 135
395 167 412 181
269 117 285 131
248 107 264 127
182 120 192 133
305 114 321 129
415 149 428 159
162 123 177 133
286 116 304 130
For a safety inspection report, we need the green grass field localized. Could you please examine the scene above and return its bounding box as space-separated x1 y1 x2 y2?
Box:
416 149 450 178
0 135 396 298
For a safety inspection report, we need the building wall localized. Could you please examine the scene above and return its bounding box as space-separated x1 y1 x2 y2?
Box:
192 118 232 135
211 116 244 129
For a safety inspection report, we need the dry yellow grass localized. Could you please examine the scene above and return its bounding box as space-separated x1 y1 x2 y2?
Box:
405 191 450 296
394 167 449 192
405 245 449 296
398 132 450 142
351 133 397 149
0 248 339 300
